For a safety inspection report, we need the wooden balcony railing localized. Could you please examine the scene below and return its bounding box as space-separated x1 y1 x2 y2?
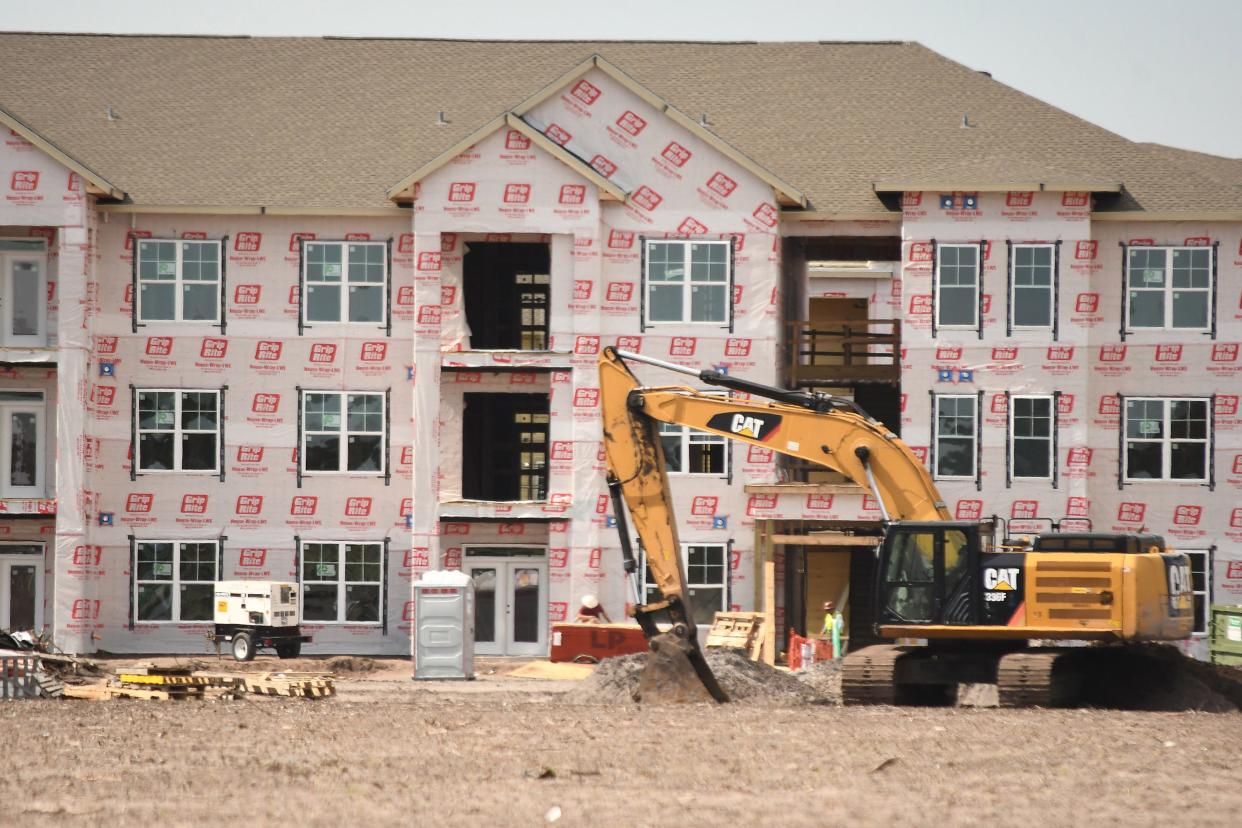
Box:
786 319 901 387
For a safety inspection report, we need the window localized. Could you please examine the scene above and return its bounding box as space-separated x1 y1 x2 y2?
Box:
642 543 727 626
659 422 727 475
1011 244 1054 328
1182 549 1210 636
301 391 385 475
645 240 730 325
936 244 979 328
301 542 383 623
136 240 221 323
461 393 548 502
134 540 218 622
1124 398 1209 482
1126 247 1212 330
303 242 387 324
934 394 977 479
0 390 44 497
136 389 220 473
0 238 48 346
1010 395 1053 480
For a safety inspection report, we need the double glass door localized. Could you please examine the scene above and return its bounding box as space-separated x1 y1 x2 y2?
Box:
467 549 547 656
0 545 44 632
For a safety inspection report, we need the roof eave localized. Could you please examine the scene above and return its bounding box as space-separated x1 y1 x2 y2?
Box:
0 106 126 200
873 180 1123 194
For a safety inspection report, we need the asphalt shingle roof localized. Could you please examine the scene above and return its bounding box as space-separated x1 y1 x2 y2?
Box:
2 34 1238 213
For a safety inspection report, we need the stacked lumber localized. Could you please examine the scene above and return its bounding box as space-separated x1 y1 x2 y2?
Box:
226 672 336 698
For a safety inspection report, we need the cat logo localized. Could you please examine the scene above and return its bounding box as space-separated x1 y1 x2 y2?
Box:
705 411 782 443
984 567 1019 591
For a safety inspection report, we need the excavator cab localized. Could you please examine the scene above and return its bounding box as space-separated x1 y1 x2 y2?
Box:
876 522 988 627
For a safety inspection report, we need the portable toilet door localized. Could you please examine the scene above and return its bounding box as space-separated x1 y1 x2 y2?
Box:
413 570 475 680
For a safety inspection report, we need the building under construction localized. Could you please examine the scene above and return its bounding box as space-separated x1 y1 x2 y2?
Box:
0 34 1237 658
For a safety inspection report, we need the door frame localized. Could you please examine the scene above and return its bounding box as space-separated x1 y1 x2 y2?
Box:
0 391 46 498
0 249 48 348
0 541 46 632
464 544 548 656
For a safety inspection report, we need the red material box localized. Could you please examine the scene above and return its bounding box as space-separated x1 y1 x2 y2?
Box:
550 622 650 663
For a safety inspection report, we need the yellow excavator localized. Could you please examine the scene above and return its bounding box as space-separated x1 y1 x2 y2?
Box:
600 347 1194 706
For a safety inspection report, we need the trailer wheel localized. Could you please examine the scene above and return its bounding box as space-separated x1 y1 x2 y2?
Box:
231 631 256 662
275 641 301 659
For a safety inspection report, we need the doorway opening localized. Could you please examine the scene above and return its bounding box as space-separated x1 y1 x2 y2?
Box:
461 393 549 502
462 241 551 350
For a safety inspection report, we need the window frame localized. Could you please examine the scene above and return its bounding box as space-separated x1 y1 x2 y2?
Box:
1122 396 1211 484
1009 394 1055 482
299 390 387 477
135 238 224 324
933 393 979 481
1009 243 1056 331
1124 246 1214 332
0 389 46 498
300 240 389 327
642 238 732 327
641 542 729 626
1181 548 1211 637
132 539 219 624
299 540 384 625
134 388 222 475
934 243 981 330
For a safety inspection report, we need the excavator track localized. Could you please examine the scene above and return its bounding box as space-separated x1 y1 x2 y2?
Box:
841 644 906 705
997 650 1082 708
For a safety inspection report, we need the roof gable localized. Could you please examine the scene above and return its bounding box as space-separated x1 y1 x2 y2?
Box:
0 105 124 200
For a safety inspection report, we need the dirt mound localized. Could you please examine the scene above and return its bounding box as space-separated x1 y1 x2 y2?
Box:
1080 645 1242 712
794 659 842 704
323 656 379 674
568 649 822 705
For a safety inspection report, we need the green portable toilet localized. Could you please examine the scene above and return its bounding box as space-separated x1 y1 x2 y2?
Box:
1209 605 1242 667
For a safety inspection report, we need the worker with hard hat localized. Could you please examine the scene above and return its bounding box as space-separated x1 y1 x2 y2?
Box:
575 594 612 624
822 601 844 659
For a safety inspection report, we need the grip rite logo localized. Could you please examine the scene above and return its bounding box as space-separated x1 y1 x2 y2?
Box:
1011 500 1039 519
236 446 264 463
559 184 587 205
239 549 267 568
504 130 531 150
235 495 264 515
254 340 282 361
289 232 315 252
503 183 531 204
145 336 173 356
956 500 983 520
234 232 262 252
10 170 39 191
909 242 934 263
290 496 318 516
360 341 387 362
1005 191 1034 207
661 142 692 167
234 284 261 305
1062 192 1090 207
447 182 476 202
181 494 209 514
200 338 228 359
590 155 616 177
691 496 718 516
345 497 372 517
606 282 634 302
251 393 280 414
615 110 647 136
126 493 154 513
545 124 572 146
631 185 663 212
706 172 738 198
570 79 601 105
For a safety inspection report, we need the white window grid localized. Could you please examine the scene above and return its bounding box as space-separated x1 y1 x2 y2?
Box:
935 244 980 329
1010 243 1055 329
302 241 388 325
301 391 386 475
641 543 728 624
659 422 729 476
133 540 218 623
135 389 221 474
136 239 222 323
1182 548 1210 636
300 541 383 624
1123 397 1210 483
1125 247 1213 331
1009 394 1054 481
934 394 977 480
644 239 731 325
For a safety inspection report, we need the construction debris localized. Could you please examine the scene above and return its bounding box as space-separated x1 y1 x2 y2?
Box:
53 662 336 702
568 649 820 705
704 612 765 661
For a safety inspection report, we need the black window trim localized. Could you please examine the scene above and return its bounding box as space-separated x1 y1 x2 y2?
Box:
132 236 228 329
298 238 391 335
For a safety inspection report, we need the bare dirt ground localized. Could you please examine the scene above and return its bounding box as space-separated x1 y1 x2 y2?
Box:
5 654 1242 826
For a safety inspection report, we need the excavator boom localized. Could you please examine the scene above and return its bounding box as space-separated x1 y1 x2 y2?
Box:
599 347 948 702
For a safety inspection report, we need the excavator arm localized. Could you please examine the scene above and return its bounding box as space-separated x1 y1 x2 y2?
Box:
599 347 950 702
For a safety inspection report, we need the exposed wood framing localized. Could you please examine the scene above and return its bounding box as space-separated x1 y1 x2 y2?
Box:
771 534 881 547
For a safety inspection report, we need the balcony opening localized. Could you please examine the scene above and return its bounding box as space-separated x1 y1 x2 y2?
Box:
463 241 551 350
461 392 549 502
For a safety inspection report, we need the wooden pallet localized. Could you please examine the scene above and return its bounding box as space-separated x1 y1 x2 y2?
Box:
704 612 765 661
118 673 214 686
236 673 336 698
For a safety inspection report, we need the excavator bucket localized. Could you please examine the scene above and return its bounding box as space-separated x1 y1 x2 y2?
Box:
633 632 729 703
